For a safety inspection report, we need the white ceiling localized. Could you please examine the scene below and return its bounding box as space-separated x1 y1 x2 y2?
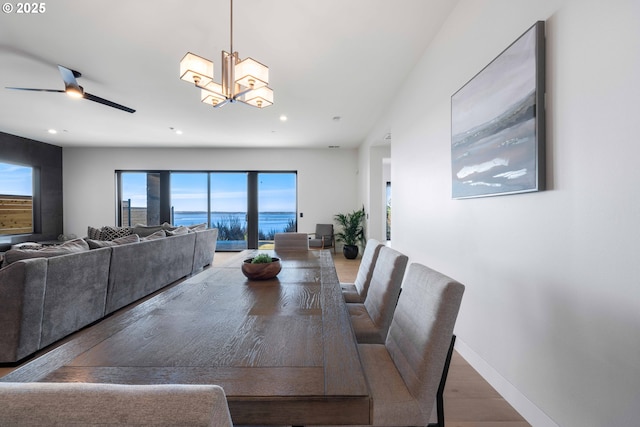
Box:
0 0 456 149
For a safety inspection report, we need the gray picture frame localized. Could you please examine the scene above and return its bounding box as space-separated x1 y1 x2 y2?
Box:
451 21 545 199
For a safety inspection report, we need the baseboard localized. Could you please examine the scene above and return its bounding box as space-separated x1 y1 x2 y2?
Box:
454 338 559 427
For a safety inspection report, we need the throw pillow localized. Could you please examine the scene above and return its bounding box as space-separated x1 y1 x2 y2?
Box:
188 223 207 232
140 230 166 241
165 226 189 236
100 226 132 241
42 238 89 253
10 242 43 250
86 234 140 249
87 226 102 240
131 224 165 237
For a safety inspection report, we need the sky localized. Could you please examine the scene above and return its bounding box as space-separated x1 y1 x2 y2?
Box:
0 162 32 196
0 164 297 211
122 171 296 212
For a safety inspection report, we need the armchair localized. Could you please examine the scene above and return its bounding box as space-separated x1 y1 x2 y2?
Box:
308 223 335 253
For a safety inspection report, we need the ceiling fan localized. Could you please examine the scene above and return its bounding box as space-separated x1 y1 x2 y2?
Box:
5 65 135 113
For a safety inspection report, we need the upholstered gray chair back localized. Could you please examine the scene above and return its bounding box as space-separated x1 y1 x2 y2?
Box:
274 232 309 251
363 246 408 340
353 238 383 300
315 224 333 241
0 382 233 426
385 263 465 421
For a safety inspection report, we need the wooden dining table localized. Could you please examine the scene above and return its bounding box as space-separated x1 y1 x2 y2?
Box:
2 249 371 425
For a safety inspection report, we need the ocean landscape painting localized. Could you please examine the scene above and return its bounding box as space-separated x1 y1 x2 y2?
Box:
451 21 545 199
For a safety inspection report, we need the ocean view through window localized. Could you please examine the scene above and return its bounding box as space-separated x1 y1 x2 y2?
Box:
118 170 297 250
172 211 296 236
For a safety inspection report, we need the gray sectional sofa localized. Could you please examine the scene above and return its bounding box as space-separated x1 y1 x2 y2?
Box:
0 227 218 364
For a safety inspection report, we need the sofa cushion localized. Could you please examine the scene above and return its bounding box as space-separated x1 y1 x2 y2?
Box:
106 231 196 314
86 234 140 249
2 238 90 266
39 247 112 348
0 258 48 363
192 228 218 274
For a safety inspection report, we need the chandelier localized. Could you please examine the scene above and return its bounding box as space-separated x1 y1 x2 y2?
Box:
179 0 273 108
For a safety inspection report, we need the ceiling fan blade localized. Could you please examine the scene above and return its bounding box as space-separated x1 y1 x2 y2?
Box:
5 87 65 93
57 65 81 85
6 65 135 113
84 92 136 113
57 65 83 95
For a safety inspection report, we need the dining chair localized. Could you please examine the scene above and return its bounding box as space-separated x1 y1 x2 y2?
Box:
347 245 408 344
315 263 465 427
341 238 383 303
274 232 309 251
0 382 233 426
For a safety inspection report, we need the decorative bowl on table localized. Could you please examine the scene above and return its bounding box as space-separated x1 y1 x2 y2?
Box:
241 255 282 280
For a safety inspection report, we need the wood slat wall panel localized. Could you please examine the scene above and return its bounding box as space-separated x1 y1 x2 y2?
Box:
0 196 33 234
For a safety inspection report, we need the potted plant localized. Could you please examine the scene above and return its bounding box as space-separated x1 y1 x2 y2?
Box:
241 253 282 280
334 208 365 259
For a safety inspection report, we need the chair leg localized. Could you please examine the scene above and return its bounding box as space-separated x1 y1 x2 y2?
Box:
427 334 456 427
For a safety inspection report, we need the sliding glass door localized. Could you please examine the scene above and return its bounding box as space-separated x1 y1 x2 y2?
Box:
170 172 208 227
119 172 161 226
117 170 296 250
257 172 297 247
211 173 248 251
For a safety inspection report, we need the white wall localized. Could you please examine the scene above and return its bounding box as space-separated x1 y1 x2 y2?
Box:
360 0 640 425
62 147 359 239
357 105 393 243
367 145 390 242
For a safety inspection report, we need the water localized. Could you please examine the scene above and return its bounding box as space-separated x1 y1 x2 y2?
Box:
173 211 296 234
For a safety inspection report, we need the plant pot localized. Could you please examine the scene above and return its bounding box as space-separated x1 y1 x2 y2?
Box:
343 245 359 260
241 257 282 280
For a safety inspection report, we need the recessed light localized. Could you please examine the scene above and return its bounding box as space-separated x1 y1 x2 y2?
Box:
280 115 288 122
169 127 183 135
47 129 58 134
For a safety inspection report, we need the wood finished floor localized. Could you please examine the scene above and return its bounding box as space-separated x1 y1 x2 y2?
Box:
1 250 530 426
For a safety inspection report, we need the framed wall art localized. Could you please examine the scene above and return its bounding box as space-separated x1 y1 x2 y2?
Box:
451 21 545 199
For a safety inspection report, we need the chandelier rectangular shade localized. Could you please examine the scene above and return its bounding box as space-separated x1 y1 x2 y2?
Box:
201 84 226 106
178 0 272 109
241 86 274 108
180 52 214 87
235 57 269 90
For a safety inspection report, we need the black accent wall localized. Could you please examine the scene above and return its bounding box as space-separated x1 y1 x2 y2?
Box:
0 131 63 250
